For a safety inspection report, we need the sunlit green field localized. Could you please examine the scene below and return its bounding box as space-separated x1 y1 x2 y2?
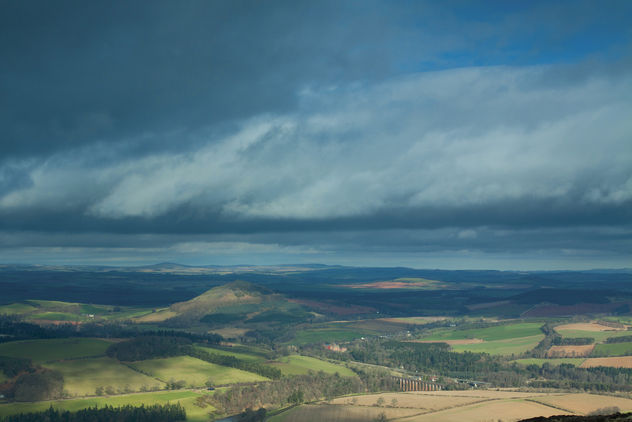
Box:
591 342 632 357
556 329 632 343
0 302 38 314
270 355 356 377
195 345 264 362
0 338 111 362
511 358 586 367
0 391 215 422
450 334 544 355
423 322 543 342
43 357 163 396
129 356 267 386
29 312 81 321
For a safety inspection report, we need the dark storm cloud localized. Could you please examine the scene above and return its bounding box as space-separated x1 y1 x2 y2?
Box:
0 0 631 268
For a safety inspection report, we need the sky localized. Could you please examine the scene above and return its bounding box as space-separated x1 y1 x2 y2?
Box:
0 0 631 270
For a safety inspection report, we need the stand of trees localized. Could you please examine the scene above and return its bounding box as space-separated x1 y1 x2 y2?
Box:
207 369 394 415
605 335 632 344
106 336 192 361
0 403 186 422
0 316 222 345
9 370 65 402
0 356 33 378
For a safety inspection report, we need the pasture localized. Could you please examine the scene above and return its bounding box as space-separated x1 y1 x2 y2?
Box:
195 345 264 362
43 357 163 396
591 342 632 357
129 356 267 386
556 328 631 343
422 322 543 342
0 338 111 362
270 355 356 377
0 390 215 422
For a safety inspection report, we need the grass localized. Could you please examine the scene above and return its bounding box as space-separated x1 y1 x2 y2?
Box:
424 322 543 342
450 335 544 356
556 329 632 343
0 390 215 422
195 345 264 362
29 312 81 321
291 328 367 345
511 358 586 367
0 338 111 362
0 372 7 383
129 356 267 386
0 303 38 314
270 355 356 377
591 342 632 357
43 357 163 396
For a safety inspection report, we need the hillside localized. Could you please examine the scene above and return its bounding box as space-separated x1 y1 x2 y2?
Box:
143 281 312 327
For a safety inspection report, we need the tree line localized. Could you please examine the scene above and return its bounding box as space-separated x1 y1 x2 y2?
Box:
0 403 186 422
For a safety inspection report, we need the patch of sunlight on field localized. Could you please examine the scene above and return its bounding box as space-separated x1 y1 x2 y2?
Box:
423 322 543 342
270 355 356 377
512 358 585 367
330 392 485 410
591 342 632 357
532 393 632 415
130 355 267 386
0 390 214 421
403 398 563 422
557 329 632 343
268 404 420 422
0 338 111 362
0 303 38 314
43 357 163 396
451 335 544 355
133 309 177 322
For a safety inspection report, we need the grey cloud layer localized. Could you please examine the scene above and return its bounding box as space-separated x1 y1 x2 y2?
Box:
1 66 630 232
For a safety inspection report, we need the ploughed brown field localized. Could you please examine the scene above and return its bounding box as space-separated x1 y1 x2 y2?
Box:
580 356 632 368
547 345 595 358
270 390 632 422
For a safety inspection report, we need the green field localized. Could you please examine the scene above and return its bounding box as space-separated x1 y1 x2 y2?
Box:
270 355 356 377
291 328 366 345
30 311 82 321
129 356 267 386
195 345 264 362
0 390 215 422
591 342 632 357
556 329 632 343
0 302 38 314
423 322 543 342
43 357 163 396
0 338 111 362
512 358 586 367
450 335 544 356
0 372 7 383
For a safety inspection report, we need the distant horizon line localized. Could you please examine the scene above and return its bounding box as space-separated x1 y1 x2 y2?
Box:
0 261 630 273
